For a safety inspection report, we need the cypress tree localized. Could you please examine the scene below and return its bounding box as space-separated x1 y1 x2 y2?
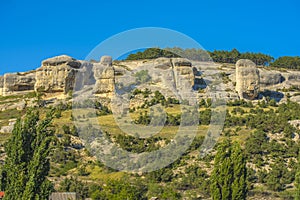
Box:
210 139 233 200
210 140 247 200
231 142 247 200
0 109 54 199
295 153 300 200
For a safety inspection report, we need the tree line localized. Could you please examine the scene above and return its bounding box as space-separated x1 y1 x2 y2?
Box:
125 47 300 69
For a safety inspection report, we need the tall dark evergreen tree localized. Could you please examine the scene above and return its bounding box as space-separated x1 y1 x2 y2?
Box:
210 140 247 200
210 139 233 200
0 109 54 199
231 142 247 200
295 153 300 200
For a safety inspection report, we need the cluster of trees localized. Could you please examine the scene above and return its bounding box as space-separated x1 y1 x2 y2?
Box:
72 99 112 117
0 109 54 199
135 108 210 127
59 176 146 200
113 134 162 153
225 100 299 134
125 47 300 69
126 48 179 60
131 90 180 111
224 100 300 196
209 49 274 66
125 48 274 66
245 130 297 190
270 56 300 70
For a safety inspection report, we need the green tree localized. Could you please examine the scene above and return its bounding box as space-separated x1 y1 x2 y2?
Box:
231 142 247 200
295 153 300 200
0 109 54 199
210 140 247 200
210 140 233 200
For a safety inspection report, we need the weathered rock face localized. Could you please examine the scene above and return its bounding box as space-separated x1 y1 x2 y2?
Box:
236 59 260 100
42 55 81 68
286 73 300 82
93 56 115 96
0 76 3 96
100 56 113 66
35 55 81 93
260 70 284 87
171 58 194 92
0 72 36 96
154 57 172 70
148 57 196 93
6 54 300 105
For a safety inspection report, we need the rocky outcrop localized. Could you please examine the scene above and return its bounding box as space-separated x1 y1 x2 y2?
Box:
2 54 300 105
154 57 172 70
236 59 260 100
42 55 81 68
286 73 300 82
93 61 115 96
92 56 115 96
100 56 113 66
0 72 35 96
0 119 17 133
171 58 194 92
259 70 284 87
35 55 81 93
0 76 3 96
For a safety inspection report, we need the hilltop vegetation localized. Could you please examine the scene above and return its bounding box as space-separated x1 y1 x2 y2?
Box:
125 47 300 69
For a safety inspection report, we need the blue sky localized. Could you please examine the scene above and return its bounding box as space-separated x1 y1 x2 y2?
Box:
0 0 299 74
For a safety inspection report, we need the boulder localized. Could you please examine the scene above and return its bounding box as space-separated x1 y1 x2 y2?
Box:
100 56 112 66
236 59 260 100
259 70 284 87
42 55 81 68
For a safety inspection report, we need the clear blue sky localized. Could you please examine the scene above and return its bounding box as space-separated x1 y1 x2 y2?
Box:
0 0 299 74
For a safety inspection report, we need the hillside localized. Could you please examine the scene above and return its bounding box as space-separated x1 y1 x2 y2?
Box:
0 54 300 199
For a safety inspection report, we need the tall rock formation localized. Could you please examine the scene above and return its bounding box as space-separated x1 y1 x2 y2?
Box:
93 56 115 97
172 58 194 92
235 59 260 100
35 55 81 93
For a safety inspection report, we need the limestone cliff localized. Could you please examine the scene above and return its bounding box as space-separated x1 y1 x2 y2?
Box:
1 55 300 105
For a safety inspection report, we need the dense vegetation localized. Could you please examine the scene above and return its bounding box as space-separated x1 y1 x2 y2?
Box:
1 89 300 199
0 109 54 199
210 140 247 200
125 47 300 69
270 56 300 70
